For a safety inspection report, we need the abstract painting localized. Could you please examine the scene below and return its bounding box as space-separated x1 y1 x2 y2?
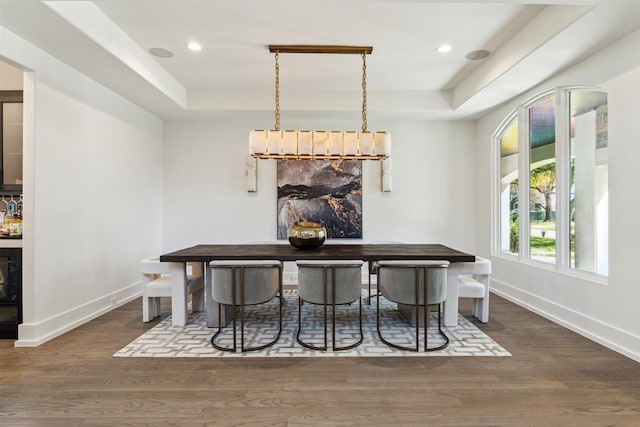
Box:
277 159 362 239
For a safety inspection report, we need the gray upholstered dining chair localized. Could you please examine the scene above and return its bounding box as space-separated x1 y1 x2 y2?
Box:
376 260 450 352
209 260 283 352
296 260 364 351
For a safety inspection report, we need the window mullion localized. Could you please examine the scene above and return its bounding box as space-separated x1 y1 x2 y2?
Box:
555 88 570 270
491 115 501 255
517 105 530 261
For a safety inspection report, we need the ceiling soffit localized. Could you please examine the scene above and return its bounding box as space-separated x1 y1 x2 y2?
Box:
0 1 638 120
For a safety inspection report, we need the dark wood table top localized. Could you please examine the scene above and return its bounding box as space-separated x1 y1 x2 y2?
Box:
160 243 475 263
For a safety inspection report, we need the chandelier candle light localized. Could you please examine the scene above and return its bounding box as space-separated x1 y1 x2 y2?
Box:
249 45 391 160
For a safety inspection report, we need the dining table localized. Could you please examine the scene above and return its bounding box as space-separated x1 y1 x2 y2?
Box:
159 243 476 328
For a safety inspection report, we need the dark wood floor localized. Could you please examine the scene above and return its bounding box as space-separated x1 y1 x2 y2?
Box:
1 294 638 426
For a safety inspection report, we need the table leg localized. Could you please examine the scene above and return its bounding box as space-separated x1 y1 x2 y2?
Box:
169 262 188 327
444 266 460 327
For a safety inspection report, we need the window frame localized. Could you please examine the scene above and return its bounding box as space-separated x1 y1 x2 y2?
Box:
491 110 519 258
492 86 608 283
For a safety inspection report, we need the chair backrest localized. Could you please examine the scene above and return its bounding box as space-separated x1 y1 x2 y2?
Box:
368 242 404 273
452 256 491 275
140 256 168 275
296 260 363 305
140 256 203 278
210 260 281 306
377 260 449 305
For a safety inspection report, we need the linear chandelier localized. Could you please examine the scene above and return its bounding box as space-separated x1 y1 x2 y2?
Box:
249 45 391 160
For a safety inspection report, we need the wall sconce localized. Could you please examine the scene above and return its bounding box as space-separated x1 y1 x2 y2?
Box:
381 157 392 192
245 154 257 192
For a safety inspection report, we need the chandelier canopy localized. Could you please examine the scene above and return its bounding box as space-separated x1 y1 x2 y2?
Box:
249 45 391 160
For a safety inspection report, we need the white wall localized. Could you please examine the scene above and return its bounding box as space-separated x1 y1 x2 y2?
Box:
163 117 478 277
0 60 23 89
475 29 640 361
1 26 164 346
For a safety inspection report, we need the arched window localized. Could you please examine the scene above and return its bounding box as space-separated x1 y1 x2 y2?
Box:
493 87 608 277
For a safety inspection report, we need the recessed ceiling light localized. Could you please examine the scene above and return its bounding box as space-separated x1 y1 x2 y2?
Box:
466 49 490 61
187 41 202 52
148 47 174 58
436 44 452 54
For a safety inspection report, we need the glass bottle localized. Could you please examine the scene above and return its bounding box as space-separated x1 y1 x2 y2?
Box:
8 205 21 237
3 205 14 234
13 206 22 236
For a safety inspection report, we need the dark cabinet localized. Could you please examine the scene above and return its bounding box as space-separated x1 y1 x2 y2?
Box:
0 247 21 339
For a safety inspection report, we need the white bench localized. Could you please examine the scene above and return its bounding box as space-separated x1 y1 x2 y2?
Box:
456 256 491 323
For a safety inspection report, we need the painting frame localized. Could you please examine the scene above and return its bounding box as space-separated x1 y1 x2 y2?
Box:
277 159 362 239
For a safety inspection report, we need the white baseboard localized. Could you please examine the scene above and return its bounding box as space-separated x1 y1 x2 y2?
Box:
491 278 640 363
15 282 142 347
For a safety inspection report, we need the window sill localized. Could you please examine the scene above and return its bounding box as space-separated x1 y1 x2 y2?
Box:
492 252 608 286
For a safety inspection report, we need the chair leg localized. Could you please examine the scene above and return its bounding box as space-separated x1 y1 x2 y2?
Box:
297 266 363 352
367 262 380 305
211 301 238 352
155 297 162 319
377 302 420 352
333 296 363 351
333 267 363 351
297 299 329 351
242 300 282 351
376 267 450 352
142 296 153 322
324 268 328 350
423 279 428 353
332 270 336 350
240 268 246 352
212 301 282 352
376 270 421 352
298 298 363 351
427 303 450 352
211 267 239 352
476 296 489 323
211 266 283 353
368 266 372 305
472 298 479 319
297 268 329 351
417 267 422 352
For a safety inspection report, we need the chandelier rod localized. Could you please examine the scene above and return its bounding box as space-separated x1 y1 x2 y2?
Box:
268 45 372 55
361 52 367 133
274 50 280 131
269 45 372 133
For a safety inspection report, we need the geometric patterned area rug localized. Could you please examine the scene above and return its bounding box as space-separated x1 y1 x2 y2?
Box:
114 290 510 358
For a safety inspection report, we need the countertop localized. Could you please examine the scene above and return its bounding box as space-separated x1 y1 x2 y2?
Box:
0 237 22 248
